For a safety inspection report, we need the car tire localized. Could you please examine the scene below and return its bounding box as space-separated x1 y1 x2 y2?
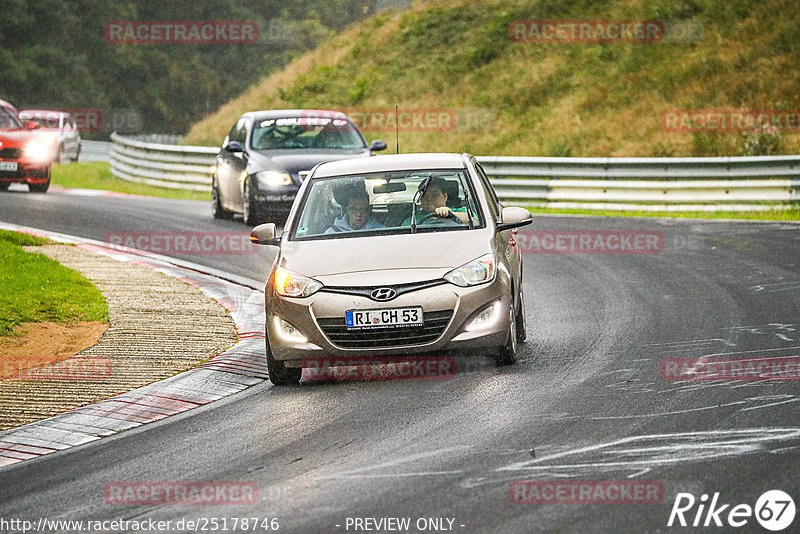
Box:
72 145 81 162
516 281 527 343
211 177 234 220
242 179 263 226
494 306 518 366
0 183 9 192
28 178 50 193
266 335 302 386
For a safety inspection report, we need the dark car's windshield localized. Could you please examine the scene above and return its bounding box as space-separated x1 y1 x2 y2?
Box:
250 116 366 150
0 106 23 130
291 169 485 240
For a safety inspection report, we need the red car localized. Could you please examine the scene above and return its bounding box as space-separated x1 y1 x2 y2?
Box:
0 99 53 193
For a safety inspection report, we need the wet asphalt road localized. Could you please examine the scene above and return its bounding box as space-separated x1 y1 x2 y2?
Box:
1 186 799 533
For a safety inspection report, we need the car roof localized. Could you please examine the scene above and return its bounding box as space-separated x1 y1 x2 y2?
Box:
241 109 350 122
313 153 469 178
0 99 17 111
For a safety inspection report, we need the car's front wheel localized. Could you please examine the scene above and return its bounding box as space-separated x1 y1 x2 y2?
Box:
266 335 302 386
28 176 50 193
494 306 518 366
211 176 233 220
242 179 263 226
516 281 527 343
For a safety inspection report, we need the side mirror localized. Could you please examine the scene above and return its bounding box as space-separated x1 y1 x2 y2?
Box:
225 141 244 153
496 206 532 232
26 121 40 130
250 223 281 246
370 139 387 152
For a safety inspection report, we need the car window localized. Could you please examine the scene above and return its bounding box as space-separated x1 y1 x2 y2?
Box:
250 117 366 150
226 117 248 145
291 169 485 240
0 106 23 129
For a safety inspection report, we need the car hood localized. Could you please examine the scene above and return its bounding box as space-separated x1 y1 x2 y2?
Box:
249 149 371 181
0 130 37 148
279 230 492 285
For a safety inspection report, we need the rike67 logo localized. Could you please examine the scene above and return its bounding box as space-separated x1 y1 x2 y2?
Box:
668 490 795 531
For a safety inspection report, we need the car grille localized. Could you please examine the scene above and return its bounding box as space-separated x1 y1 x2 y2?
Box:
0 148 23 159
317 310 453 349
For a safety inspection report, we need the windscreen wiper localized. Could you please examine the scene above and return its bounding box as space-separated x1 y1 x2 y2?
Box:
410 173 433 233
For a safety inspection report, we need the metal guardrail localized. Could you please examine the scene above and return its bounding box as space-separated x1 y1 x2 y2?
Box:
480 156 800 211
109 134 799 210
109 133 217 191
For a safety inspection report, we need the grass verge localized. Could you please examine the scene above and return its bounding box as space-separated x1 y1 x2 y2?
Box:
0 230 109 336
52 162 210 201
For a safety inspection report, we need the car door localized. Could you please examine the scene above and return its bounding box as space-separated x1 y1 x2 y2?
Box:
217 117 249 210
63 115 79 159
474 159 522 294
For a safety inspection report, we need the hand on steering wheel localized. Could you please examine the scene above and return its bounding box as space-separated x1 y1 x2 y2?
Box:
434 206 460 221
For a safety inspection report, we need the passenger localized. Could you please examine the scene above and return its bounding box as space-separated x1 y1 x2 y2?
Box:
325 184 384 233
404 177 469 225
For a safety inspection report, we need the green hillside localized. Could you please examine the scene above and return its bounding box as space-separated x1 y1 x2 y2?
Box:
185 0 800 157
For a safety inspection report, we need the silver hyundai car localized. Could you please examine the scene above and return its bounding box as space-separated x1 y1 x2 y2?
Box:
250 153 533 385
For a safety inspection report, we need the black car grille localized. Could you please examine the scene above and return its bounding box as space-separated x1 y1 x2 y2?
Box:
317 310 453 349
0 148 22 159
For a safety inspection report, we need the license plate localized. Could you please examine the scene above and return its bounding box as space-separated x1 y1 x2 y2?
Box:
346 307 423 329
0 162 17 171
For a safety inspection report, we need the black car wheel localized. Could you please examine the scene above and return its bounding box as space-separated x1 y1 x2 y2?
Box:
0 183 9 192
494 306 518 366
242 179 263 226
266 335 302 386
28 177 50 193
516 280 527 343
211 176 233 220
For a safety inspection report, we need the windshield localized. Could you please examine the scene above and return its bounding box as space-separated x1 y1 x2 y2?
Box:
0 106 23 130
291 169 485 240
250 116 366 150
20 112 62 129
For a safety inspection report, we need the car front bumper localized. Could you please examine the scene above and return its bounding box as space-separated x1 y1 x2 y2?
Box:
266 274 513 366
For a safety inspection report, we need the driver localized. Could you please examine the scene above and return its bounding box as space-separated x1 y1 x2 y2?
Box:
325 184 384 233
404 177 469 225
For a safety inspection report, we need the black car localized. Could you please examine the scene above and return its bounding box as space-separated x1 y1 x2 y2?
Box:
212 109 386 225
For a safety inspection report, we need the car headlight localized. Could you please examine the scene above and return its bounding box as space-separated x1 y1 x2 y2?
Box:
254 170 292 187
24 140 52 163
444 253 496 287
274 267 323 297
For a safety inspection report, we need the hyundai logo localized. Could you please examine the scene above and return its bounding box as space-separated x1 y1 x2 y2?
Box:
370 287 397 301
